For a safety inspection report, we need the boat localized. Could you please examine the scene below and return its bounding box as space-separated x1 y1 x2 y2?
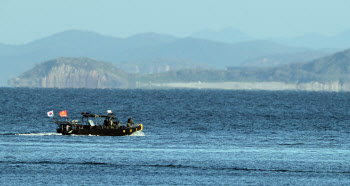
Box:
52 111 143 136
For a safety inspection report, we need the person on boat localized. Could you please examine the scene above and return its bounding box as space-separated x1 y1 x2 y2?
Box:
111 120 118 129
104 119 110 128
127 117 134 127
117 121 122 128
111 119 121 129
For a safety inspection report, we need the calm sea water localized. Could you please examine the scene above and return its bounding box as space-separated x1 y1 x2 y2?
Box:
1 88 350 185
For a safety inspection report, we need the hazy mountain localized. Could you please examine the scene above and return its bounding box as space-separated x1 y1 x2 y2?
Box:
331 29 350 49
271 29 350 49
190 26 350 50
124 32 178 47
1 30 327 86
240 50 334 67
0 43 9 49
190 27 254 43
117 38 310 69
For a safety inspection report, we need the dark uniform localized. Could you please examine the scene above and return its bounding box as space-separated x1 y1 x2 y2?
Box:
127 117 134 127
104 119 109 127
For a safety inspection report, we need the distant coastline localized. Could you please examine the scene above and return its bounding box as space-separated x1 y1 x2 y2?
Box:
139 81 345 92
8 45 350 91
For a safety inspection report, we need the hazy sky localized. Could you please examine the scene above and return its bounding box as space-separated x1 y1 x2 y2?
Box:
1 0 350 44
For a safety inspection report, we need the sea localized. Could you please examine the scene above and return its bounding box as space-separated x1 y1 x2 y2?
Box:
1 88 350 185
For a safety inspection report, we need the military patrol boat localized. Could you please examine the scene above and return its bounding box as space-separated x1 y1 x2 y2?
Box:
52 111 143 136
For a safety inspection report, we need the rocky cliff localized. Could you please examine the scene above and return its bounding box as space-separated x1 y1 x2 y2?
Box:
8 57 132 88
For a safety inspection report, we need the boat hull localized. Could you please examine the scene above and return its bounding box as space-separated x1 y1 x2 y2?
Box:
57 124 143 136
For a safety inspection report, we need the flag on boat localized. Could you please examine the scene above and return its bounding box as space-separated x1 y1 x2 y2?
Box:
59 110 67 117
47 110 54 117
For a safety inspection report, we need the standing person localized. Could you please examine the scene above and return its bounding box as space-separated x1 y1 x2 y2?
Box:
104 119 109 127
127 117 134 127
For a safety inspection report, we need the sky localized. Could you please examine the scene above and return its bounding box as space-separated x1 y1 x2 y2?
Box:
1 0 350 45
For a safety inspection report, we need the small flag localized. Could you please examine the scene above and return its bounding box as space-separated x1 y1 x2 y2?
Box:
59 110 67 117
47 110 54 117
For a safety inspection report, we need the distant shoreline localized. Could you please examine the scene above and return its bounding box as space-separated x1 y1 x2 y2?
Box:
5 81 347 92
137 81 345 92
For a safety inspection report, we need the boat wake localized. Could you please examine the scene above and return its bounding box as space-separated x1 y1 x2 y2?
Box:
15 132 62 136
128 131 146 136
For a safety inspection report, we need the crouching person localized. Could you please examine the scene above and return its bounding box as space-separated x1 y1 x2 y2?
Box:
127 117 134 127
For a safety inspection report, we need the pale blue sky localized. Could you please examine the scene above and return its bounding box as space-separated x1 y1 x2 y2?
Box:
1 0 350 44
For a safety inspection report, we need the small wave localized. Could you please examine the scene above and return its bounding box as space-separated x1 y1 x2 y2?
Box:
143 164 350 174
278 143 305 146
2 161 349 174
128 131 146 136
15 132 62 136
147 164 192 169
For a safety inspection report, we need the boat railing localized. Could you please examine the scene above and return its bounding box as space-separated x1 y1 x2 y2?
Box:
53 115 141 130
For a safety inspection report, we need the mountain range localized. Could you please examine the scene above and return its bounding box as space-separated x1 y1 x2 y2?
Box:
136 48 350 91
190 27 350 49
189 27 254 43
0 30 333 86
270 29 350 49
148 47 350 83
9 48 350 91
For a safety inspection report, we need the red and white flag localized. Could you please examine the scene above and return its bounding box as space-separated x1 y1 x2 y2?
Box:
47 110 54 117
59 110 67 117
